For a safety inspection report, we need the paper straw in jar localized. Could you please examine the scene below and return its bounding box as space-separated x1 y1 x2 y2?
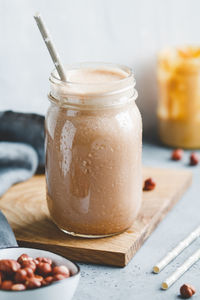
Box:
162 248 200 289
34 12 67 82
153 225 200 273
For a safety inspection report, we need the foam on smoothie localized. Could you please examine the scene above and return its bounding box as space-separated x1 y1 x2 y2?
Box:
66 67 128 84
50 65 134 104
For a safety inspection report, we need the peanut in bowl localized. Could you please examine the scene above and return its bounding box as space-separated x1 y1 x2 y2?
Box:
0 248 80 300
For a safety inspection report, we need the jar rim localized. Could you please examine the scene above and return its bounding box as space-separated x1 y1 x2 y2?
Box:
49 62 137 108
49 62 134 87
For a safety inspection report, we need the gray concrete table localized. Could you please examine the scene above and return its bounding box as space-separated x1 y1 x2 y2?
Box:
73 141 200 300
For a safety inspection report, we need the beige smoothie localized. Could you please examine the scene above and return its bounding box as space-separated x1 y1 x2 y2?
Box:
45 63 142 237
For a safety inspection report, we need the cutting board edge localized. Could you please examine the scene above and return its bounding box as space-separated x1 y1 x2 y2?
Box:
18 240 126 267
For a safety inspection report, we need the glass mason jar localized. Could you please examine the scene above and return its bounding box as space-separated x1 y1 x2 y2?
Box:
157 46 200 149
45 62 142 238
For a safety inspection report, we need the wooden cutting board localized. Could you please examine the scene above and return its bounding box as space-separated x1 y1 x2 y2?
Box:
0 167 192 267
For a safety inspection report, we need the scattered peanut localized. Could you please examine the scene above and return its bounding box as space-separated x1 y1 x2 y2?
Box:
180 284 196 298
171 148 183 161
190 152 199 166
143 178 156 191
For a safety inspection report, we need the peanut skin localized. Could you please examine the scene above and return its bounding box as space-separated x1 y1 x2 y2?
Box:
14 269 27 283
36 257 52 265
0 271 3 286
36 262 52 276
143 178 156 191
11 283 26 291
180 284 196 298
43 276 53 285
34 275 43 282
25 277 41 289
171 149 183 161
21 260 36 272
1 280 13 290
15 267 34 283
0 260 20 275
17 254 33 265
53 274 68 281
190 153 199 166
52 265 70 277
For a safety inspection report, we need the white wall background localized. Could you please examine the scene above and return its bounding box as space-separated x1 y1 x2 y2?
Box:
0 0 200 132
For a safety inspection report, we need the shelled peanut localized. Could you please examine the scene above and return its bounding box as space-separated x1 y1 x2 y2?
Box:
0 254 70 291
171 149 199 166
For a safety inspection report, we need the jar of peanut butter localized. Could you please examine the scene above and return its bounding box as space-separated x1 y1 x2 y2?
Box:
157 46 200 149
45 62 142 238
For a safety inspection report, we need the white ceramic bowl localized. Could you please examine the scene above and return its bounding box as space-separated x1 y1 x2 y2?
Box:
0 247 80 300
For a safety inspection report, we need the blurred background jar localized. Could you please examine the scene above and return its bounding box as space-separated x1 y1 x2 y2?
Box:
157 46 200 149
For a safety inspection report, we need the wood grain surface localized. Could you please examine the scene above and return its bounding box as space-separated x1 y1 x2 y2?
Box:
0 167 192 267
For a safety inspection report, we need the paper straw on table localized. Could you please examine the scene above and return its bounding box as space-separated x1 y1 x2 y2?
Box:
153 225 200 273
34 12 67 82
162 248 200 290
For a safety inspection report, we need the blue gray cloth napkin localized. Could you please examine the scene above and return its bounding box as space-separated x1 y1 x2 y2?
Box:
0 111 45 197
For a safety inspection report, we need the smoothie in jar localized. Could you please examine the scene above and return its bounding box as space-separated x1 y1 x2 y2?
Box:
45 63 142 237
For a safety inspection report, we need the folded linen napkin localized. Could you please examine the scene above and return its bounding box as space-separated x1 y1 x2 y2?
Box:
0 111 45 196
